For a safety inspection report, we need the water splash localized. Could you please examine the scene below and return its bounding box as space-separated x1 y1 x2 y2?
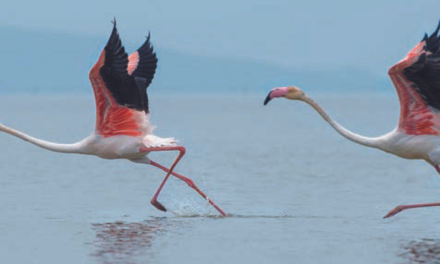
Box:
167 198 220 218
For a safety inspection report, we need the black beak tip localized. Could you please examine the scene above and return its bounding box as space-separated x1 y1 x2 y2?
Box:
263 93 272 106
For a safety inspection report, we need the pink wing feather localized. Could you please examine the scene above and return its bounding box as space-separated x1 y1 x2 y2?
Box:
388 25 440 136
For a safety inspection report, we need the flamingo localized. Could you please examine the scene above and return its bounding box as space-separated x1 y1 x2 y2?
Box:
264 21 440 219
0 20 226 217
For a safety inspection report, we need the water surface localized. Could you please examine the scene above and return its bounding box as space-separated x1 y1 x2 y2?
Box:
1 93 440 263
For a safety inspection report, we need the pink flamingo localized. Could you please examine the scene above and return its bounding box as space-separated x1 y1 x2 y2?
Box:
0 20 226 217
264 21 440 218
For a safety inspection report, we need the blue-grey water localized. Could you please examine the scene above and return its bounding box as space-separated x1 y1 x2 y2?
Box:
1 92 440 264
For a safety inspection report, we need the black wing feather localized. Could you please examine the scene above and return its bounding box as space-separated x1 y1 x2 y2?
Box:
403 20 440 111
99 20 153 112
130 33 158 113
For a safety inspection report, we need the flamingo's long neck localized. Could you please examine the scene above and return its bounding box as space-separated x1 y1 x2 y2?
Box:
302 96 381 149
0 124 89 154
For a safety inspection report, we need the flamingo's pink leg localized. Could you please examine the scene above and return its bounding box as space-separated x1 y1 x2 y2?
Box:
383 202 440 218
139 146 186 212
148 159 227 216
383 165 440 218
139 147 227 216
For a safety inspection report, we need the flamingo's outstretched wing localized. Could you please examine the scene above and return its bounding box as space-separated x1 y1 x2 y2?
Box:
388 22 440 135
88 20 158 138
127 32 158 114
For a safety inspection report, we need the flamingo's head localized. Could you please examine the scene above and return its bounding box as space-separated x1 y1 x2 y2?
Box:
264 86 305 105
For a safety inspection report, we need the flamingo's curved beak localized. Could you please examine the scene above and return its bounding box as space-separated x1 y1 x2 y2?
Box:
263 92 272 105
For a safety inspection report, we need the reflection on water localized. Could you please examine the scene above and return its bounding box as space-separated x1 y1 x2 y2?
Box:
400 239 440 264
90 218 168 263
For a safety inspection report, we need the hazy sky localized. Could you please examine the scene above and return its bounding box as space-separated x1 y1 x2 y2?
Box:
2 0 440 76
